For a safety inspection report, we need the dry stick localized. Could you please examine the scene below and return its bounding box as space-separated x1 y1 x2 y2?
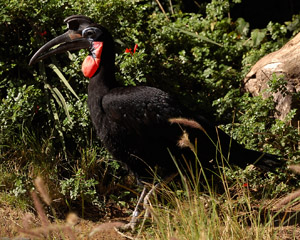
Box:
193 0 201 8
114 228 135 240
155 0 170 21
273 188 300 210
288 164 300 175
169 0 174 15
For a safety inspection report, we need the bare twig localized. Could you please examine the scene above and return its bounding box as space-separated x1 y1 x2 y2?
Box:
114 227 135 240
273 188 300 210
169 0 174 15
155 0 170 21
288 164 300 175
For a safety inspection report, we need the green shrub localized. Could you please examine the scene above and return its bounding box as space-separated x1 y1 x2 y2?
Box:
1 0 300 210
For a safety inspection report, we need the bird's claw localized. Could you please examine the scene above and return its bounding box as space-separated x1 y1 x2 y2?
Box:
120 221 138 232
116 209 140 232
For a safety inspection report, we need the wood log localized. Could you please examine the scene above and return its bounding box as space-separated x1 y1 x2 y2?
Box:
244 32 300 122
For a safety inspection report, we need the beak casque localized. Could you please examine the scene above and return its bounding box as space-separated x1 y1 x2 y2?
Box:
29 15 94 65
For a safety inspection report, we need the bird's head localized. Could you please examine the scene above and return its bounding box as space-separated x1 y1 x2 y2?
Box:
29 15 113 78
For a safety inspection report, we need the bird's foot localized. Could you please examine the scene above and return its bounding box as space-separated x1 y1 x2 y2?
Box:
119 210 140 232
120 221 138 232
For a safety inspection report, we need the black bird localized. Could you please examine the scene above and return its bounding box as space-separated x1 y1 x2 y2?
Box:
30 15 283 228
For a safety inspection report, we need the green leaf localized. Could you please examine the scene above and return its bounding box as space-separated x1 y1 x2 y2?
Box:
44 84 62 108
52 87 71 122
45 83 71 122
236 18 249 36
48 64 79 100
251 29 266 47
171 27 223 47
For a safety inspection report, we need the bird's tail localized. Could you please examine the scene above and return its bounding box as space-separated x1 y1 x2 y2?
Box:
247 150 285 172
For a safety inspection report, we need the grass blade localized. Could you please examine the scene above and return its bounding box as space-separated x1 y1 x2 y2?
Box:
44 84 62 108
48 63 79 100
52 87 71 122
45 84 71 122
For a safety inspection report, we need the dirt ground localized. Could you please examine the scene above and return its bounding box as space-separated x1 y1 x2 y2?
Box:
1 203 300 239
0 203 131 239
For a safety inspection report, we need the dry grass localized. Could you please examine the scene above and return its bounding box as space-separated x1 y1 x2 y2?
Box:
0 176 128 240
2 160 300 239
139 125 300 240
141 180 300 240
1 174 300 239
138 166 300 240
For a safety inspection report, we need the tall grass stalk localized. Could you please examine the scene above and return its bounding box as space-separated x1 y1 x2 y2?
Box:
143 171 285 239
142 125 297 240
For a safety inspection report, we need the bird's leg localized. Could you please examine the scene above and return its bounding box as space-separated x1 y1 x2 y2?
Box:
121 185 147 231
143 173 178 221
143 182 160 219
132 185 147 219
120 173 178 232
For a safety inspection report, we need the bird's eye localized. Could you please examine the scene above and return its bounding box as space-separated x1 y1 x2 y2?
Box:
82 27 102 40
83 29 95 38
87 30 94 36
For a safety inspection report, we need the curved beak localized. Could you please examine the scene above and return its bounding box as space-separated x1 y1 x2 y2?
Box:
29 31 90 65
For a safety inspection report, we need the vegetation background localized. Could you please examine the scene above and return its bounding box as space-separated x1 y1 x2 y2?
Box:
1 0 300 238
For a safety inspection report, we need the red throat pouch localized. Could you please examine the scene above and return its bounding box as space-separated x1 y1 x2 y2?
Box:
82 42 103 78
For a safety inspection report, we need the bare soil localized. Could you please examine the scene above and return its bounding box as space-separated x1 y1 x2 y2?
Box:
1 202 300 239
0 203 130 239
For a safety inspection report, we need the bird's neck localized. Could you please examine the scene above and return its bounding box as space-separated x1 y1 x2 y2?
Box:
87 41 118 95
88 61 117 96
87 49 117 129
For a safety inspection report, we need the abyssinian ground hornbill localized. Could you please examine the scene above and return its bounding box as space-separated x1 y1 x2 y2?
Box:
30 15 283 229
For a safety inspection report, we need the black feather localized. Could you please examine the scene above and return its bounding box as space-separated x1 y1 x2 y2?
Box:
33 16 284 181
83 24 284 181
